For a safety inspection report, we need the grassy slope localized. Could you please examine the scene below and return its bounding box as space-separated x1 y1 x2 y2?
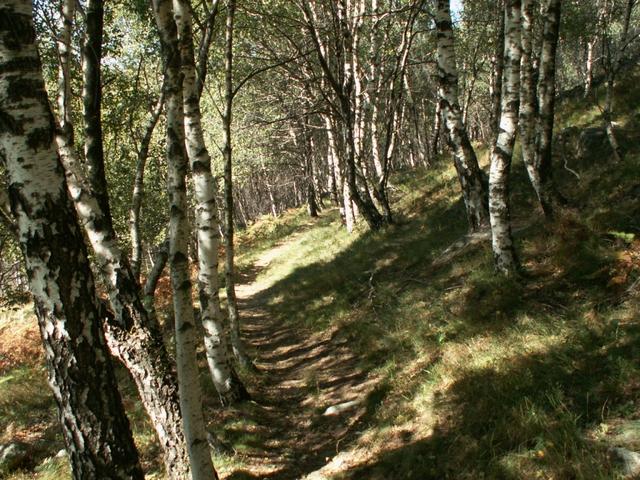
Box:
233 68 640 479
1 67 639 479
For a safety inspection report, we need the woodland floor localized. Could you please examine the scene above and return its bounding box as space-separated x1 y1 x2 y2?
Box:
2 67 640 479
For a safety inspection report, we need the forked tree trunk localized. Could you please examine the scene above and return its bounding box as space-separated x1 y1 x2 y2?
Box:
0 3 143 478
489 0 522 275
172 0 250 402
56 1 191 477
152 0 219 477
433 0 489 232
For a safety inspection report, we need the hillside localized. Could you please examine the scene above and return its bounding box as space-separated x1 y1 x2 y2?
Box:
2 67 640 479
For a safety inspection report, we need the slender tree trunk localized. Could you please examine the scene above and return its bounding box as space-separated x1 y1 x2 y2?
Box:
82 0 112 227
306 134 320 218
491 0 506 142
143 239 169 324
172 0 250 401
324 114 341 206
433 0 490 232
599 0 634 162
533 0 563 216
152 0 220 477
0 3 143 478
432 99 442 157
489 0 522 275
584 39 595 98
300 0 384 230
519 0 539 210
221 0 256 371
130 89 164 282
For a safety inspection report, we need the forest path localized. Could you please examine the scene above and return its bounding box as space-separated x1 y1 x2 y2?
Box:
221 231 378 480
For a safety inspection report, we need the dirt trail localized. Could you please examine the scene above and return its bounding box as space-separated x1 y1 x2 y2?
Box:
221 235 378 480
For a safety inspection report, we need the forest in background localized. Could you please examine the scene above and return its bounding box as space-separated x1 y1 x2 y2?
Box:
1 0 640 478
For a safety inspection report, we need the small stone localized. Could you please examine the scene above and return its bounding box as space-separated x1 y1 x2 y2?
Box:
322 399 362 416
611 447 640 477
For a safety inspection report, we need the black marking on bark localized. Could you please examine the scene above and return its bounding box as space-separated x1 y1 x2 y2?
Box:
173 251 188 264
192 160 209 174
0 57 39 75
26 126 54 151
0 108 22 134
0 10 35 49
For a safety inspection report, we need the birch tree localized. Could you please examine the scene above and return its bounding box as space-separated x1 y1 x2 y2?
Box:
0 1 143 477
172 0 250 404
221 0 256 370
299 0 386 231
54 1 192 475
532 0 563 216
433 0 490 232
152 0 219 476
489 0 522 275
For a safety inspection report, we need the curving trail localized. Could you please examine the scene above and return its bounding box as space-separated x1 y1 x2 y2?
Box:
219 235 379 480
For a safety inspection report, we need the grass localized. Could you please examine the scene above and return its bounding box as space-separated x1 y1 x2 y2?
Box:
1 67 640 479
228 66 640 479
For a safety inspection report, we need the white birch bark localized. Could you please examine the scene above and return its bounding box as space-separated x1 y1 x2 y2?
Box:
152 0 219 477
434 0 490 232
533 0 563 216
519 0 538 207
220 0 255 371
172 0 249 404
52 2 192 476
0 2 143 477
489 0 522 275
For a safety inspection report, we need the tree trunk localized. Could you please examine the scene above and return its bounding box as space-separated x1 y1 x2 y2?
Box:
221 0 256 371
300 0 384 230
433 0 490 232
130 89 164 282
56 1 192 477
584 39 595 98
489 0 522 275
82 0 113 228
152 0 220 477
491 0 506 142
172 0 250 401
599 0 634 163
324 114 341 206
0 3 143 478
519 0 539 210
533 0 563 216
143 239 169 324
